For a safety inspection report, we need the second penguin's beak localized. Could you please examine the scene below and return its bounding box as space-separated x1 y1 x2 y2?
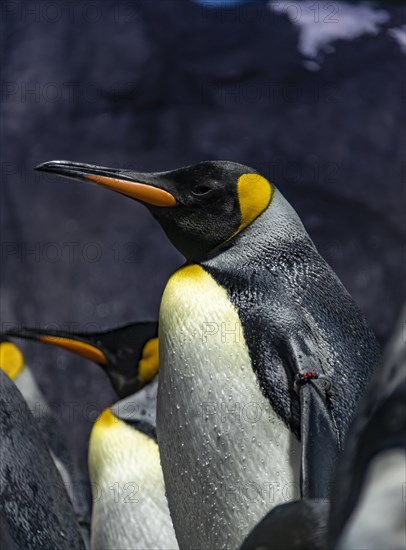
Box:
35 160 177 208
6 321 159 398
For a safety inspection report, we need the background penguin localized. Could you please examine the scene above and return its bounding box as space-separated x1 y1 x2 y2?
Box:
35 159 381 549
89 378 178 550
328 303 406 550
7 321 159 398
7 323 179 550
0 336 91 545
0 368 86 550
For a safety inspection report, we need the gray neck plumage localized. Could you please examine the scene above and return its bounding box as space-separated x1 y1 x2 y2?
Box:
206 187 314 269
111 376 158 440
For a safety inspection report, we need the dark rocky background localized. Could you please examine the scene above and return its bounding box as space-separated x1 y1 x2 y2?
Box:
1 0 405 514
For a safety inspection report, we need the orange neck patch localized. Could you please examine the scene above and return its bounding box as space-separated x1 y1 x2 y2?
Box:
0 342 24 380
138 337 159 383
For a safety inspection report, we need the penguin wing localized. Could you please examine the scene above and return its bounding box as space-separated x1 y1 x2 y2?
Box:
258 309 342 500
298 379 340 500
284 328 340 500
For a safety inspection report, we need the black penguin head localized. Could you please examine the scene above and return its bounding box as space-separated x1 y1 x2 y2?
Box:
6 323 159 398
35 160 273 260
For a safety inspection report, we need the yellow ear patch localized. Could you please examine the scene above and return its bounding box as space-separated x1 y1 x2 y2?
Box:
38 336 107 365
138 337 159 384
0 342 24 380
231 173 272 239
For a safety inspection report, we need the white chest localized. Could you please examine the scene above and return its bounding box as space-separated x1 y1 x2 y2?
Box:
157 265 300 550
89 409 178 550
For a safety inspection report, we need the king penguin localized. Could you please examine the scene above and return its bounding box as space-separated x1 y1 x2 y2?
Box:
7 322 179 550
0 367 86 549
35 159 381 549
328 303 406 550
0 336 91 544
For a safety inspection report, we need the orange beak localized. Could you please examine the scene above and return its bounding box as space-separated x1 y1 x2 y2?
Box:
35 160 177 207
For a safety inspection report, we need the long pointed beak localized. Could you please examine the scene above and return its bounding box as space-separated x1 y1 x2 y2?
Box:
6 322 159 398
35 160 177 207
6 327 108 365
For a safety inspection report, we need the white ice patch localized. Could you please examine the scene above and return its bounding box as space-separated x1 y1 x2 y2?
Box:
388 25 406 55
268 1 390 66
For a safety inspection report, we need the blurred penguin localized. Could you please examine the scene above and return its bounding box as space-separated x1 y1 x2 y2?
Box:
7 322 178 550
329 303 406 550
0 368 86 549
0 336 91 543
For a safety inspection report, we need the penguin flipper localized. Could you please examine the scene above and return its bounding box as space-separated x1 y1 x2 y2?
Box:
298 377 340 500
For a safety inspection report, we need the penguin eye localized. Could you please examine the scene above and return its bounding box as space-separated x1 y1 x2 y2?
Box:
191 185 212 196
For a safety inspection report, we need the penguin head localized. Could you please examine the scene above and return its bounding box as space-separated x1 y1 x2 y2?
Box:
6 323 159 398
36 160 273 260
